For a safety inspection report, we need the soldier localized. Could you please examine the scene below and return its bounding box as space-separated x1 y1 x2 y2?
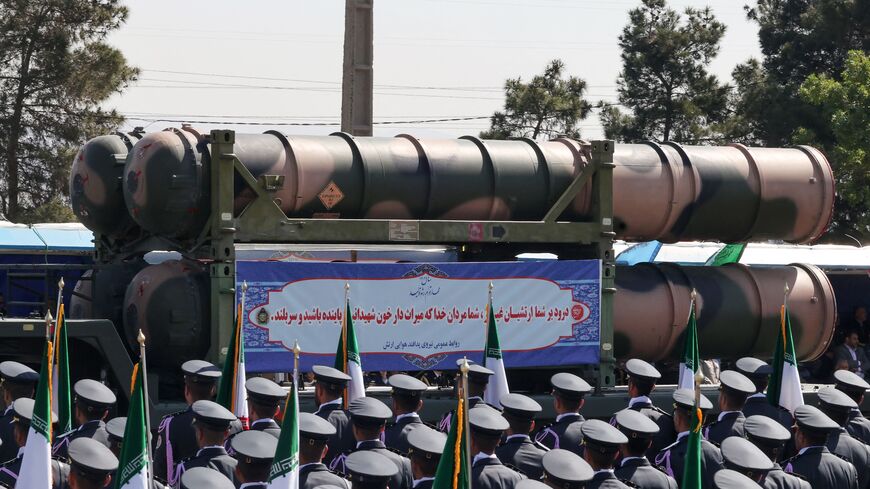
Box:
654 389 723 488
783 404 858 489
742 415 810 489
534 372 591 455
833 370 870 444
331 397 413 489
298 413 349 489
613 409 677 489
619 359 674 458
540 449 594 489
154 360 222 483
0 361 37 463
66 438 118 489
179 467 235 489
230 430 278 489
438 361 493 433
736 357 792 430
704 370 754 445
468 406 525 489
406 425 446 489
495 393 548 479
172 400 239 485
104 417 125 456
384 374 427 455
719 436 774 484
53 379 117 458
344 451 398 489
245 377 286 436
713 469 763 489
578 420 630 489
0 398 65 489
311 365 353 464
815 387 870 489
517 480 552 489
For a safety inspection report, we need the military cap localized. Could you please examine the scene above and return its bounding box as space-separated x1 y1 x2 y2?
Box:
672 388 713 411
246 376 287 405
720 437 774 475
469 405 509 436
180 466 235 489
312 365 351 386
550 372 592 400
181 359 221 383
455 359 494 384
344 450 398 486
816 386 858 414
388 374 427 396
232 430 277 464
714 468 762 489
67 438 119 479
407 425 447 459
735 357 772 379
614 408 660 439
73 379 117 408
299 412 336 441
793 404 838 433
743 415 790 447
625 359 661 381
0 361 38 385
191 400 236 430
580 419 628 453
11 397 57 425
348 397 392 426
833 369 869 395
500 393 542 420
542 448 594 487
517 480 552 489
719 370 755 395
105 417 126 442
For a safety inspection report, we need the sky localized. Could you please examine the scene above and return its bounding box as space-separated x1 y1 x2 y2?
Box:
105 0 762 140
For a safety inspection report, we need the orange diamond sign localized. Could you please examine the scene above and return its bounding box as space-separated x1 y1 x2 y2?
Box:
318 181 345 210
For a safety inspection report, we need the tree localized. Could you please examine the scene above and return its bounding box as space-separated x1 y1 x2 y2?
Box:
0 0 137 222
481 59 592 140
799 50 870 235
601 0 729 143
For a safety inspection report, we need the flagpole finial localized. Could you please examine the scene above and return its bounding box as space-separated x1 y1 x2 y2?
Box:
45 310 53 322
784 283 790 295
459 357 470 374
58 277 64 289
345 282 350 292
293 339 301 357
694 369 704 386
489 281 494 291
690 288 697 301
137 329 146 345
242 280 248 294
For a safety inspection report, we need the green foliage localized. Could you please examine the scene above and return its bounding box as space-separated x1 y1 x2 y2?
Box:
17 197 77 224
0 0 138 221
800 51 870 234
481 59 592 140
602 0 729 143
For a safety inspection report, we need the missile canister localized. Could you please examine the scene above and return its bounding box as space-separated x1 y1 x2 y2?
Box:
69 131 142 237
614 262 835 362
120 129 833 243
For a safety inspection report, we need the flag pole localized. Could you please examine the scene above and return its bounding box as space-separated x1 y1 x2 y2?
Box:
459 357 472 489
484 282 493 364
138 329 154 489
53 277 64 345
44 310 53 442
293 339 300 391
342 282 350 410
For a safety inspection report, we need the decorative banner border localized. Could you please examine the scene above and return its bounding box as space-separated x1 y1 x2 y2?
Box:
239 260 601 373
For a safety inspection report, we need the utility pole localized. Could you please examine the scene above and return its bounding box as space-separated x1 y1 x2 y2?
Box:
341 0 374 136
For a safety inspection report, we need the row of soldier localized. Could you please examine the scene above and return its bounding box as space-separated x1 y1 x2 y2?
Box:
0 354 868 489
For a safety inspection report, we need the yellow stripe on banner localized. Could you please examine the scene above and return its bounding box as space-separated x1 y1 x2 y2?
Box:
47 340 54 440
54 305 64 364
130 363 139 395
452 398 464 489
780 305 786 342
231 302 242 413
693 407 702 433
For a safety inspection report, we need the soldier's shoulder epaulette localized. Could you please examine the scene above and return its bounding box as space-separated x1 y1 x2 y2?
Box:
787 470 809 482
618 478 639 488
385 446 407 457
502 462 524 475
533 439 550 451
650 405 670 416
423 421 439 430
831 452 853 464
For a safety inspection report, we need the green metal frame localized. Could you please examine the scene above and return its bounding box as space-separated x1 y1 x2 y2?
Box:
203 130 618 387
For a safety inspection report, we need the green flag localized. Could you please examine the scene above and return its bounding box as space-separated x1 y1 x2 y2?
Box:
767 303 804 412
53 304 72 434
482 297 509 408
267 367 299 489
678 301 700 391
17 337 53 488
114 362 149 489
681 398 703 489
217 302 249 427
432 397 470 489
705 243 747 266
334 301 365 405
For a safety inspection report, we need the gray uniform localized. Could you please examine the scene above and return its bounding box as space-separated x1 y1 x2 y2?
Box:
384 414 423 455
173 446 237 486
625 399 675 459
52 420 108 458
0 455 69 489
762 464 811 489
783 445 858 489
299 462 350 489
315 402 354 465
742 396 793 431
586 471 631 489
825 428 870 489
331 440 413 489
533 413 585 455
703 411 746 446
154 408 197 483
0 408 16 464
615 456 678 489
846 410 870 445
654 434 723 489
471 456 524 489
494 435 547 479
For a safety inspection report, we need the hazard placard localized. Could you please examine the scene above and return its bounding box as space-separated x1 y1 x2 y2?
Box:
318 181 345 210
